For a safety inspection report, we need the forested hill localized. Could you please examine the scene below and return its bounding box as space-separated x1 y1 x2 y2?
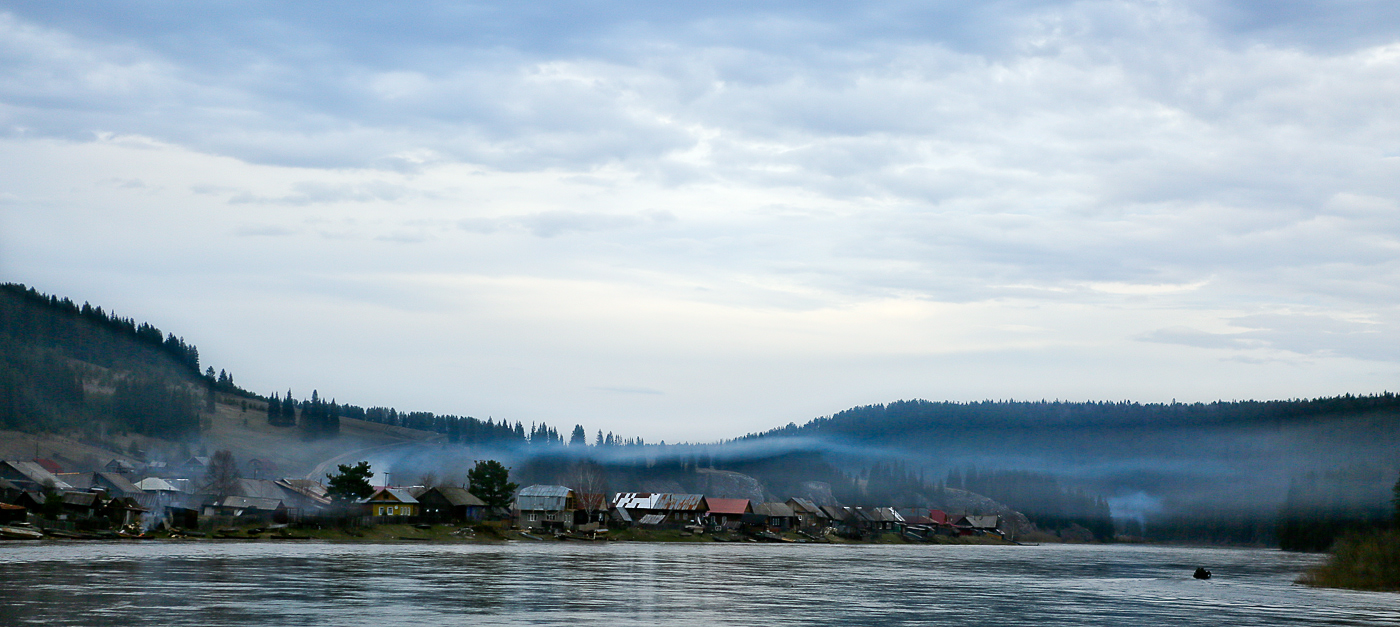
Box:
0 283 237 437
0 283 608 450
744 396 1400 442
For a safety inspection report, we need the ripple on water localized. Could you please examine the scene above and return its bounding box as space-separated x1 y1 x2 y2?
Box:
0 542 1394 627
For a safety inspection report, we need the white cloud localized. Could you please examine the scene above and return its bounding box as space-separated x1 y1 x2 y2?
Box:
2 2 1399 439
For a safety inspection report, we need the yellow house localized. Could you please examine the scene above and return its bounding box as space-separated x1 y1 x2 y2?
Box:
360 488 420 517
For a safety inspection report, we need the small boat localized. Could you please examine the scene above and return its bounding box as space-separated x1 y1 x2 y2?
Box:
0 526 45 540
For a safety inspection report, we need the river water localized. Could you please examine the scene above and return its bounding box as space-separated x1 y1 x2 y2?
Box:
1 541 1395 626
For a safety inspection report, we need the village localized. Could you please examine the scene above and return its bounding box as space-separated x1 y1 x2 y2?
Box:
0 455 1010 544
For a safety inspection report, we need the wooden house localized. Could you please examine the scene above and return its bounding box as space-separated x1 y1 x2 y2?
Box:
58 472 144 499
785 498 829 528
358 488 419 518
516 485 575 530
751 502 799 530
702 497 751 526
104 459 138 475
172 456 211 479
611 492 706 527
0 461 72 492
414 486 487 522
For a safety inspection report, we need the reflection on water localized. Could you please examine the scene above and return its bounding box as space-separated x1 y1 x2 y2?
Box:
0 542 1395 626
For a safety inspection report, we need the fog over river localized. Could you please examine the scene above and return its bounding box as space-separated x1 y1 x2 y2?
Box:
1 542 1395 626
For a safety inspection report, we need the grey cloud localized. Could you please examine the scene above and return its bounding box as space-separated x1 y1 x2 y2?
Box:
1140 314 1400 363
225 181 413 205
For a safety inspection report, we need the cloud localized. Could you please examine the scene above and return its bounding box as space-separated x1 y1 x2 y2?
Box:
235 225 296 237
592 386 665 396
3 2 1400 440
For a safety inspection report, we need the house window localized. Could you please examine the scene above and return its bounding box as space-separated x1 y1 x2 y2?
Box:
528 513 537 522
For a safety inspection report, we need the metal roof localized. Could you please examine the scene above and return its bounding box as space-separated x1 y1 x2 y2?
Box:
518 484 572 497
611 492 705 511
819 505 850 521
637 514 666 525
752 502 795 517
1 461 72 490
217 496 283 510
60 491 99 507
786 497 823 515
517 485 571 512
964 515 999 529
431 486 486 507
704 498 751 515
135 477 178 492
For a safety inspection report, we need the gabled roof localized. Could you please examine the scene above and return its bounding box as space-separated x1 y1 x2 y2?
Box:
361 488 418 504
517 485 572 511
786 497 824 516
105 459 137 472
61 491 101 507
752 502 796 518
611 492 705 511
518 485 572 498
964 515 999 529
704 498 751 515
430 486 486 507
135 477 179 492
866 507 904 523
1 461 73 490
216 496 283 511
230 478 292 501
32 458 61 474
276 479 330 502
58 472 143 497
819 505 850 521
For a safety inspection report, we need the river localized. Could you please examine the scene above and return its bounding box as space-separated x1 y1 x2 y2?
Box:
1 541 1395 626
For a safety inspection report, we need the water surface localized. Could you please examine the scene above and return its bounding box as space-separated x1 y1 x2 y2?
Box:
1 541 1395 626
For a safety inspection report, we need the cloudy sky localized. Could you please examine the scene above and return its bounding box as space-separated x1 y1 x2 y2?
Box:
2 1 1398 441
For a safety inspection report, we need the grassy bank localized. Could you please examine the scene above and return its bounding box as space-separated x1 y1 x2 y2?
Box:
1299 530 1400 592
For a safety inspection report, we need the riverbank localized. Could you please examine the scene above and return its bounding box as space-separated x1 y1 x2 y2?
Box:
2 522 1018 546
1299 530 1400 592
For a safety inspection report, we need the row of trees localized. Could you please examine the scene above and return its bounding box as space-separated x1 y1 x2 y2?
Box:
265 390 341 438
747 394 1400 440
325 459 518 512
1 283 202 376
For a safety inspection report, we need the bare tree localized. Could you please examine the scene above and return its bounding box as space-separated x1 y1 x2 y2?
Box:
561 461 609 521
204 449 240 498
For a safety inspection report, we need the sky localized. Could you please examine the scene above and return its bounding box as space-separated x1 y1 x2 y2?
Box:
2 1 1399 442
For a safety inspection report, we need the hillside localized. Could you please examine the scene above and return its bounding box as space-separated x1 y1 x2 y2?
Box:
0 283 440 477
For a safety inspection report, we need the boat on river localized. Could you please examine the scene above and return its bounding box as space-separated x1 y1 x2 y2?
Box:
0 525 44 540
